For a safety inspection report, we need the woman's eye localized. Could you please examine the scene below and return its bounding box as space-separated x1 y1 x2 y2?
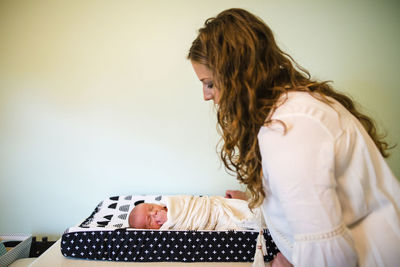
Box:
207 83 213 89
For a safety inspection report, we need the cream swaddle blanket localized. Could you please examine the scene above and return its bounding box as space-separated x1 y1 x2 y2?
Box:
160 195 263 230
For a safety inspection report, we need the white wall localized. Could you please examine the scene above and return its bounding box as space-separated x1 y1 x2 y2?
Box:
1 0 399 239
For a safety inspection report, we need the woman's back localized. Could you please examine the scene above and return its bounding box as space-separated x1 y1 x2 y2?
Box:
258 91 400 266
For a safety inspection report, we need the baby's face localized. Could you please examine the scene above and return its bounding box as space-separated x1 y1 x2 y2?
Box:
128 203 168 229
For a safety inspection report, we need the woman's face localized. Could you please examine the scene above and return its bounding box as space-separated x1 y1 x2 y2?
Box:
191 61 220 104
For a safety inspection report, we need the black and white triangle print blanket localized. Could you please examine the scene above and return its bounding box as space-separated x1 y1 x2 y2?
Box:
61 195 280 263
75 195 165 231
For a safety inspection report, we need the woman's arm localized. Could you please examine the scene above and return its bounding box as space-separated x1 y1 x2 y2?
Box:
259 113 358 267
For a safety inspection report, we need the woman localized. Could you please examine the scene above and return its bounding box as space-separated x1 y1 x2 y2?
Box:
188 8 400 267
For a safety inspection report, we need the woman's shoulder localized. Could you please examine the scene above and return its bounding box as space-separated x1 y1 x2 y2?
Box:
272 91 335 117
266 91 345 139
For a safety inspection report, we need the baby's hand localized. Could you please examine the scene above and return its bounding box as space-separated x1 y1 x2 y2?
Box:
155 209 168 225
225 190 248 200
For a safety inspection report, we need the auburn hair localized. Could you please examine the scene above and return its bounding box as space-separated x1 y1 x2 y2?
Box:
188 8 392 209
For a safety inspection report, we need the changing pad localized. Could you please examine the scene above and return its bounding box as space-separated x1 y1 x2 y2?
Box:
61 195 279 263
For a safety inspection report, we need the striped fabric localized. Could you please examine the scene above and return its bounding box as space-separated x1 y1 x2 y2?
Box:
0 234 32 267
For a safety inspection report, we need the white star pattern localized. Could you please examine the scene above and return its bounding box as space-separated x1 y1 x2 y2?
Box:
62 210 279 263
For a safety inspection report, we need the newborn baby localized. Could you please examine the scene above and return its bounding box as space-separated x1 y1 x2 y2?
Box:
128 195 263 231
128 202 168 229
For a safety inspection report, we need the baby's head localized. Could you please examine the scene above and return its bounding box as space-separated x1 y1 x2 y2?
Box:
128 203 168 229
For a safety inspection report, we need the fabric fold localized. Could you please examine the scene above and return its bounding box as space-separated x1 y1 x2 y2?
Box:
160 195 263 230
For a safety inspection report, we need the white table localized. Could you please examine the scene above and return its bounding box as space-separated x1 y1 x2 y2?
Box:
30 239 254 266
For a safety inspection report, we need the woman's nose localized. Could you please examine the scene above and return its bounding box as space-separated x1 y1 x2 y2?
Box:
203 88 214 101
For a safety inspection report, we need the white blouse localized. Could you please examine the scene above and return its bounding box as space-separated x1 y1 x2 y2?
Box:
258 92 400 267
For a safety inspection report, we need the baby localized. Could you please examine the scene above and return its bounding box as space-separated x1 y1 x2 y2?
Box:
128 202 168 229
128 195 263 231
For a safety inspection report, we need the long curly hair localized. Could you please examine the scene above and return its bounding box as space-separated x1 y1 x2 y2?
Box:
188 8 392 209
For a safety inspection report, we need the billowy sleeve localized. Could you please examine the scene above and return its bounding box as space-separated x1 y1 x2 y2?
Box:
258 114 358 267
